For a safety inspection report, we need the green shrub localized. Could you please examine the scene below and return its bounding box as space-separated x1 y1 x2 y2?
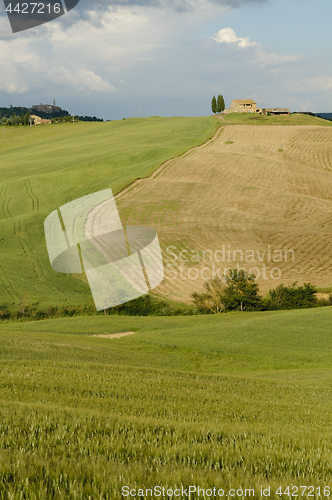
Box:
192 270 263 313
266 282 318 310
224 269 263 312
0 304 10 320
192 277 226 314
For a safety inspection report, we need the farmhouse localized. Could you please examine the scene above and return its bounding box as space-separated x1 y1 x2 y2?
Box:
228 99 257 113
31 115 51 125
223 99 289 115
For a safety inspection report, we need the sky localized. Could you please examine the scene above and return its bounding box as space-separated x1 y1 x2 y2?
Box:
0 0 331 120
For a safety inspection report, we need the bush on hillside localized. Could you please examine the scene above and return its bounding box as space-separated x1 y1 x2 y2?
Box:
111 294 193 316
111 295 162 316
192 272 332 314
192 277 226 314
192 269 263 313
0 304 10 320
224 269 263 311
266 282 319 310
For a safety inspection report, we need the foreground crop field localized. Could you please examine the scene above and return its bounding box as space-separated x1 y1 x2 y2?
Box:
1 307 332 498
0 117 218 309
116 115 332 302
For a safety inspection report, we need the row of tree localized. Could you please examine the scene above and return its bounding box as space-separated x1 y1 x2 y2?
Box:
211 95 225 114
0 105 29 120
1 112 31 126
192 269 330 314
2 113 104 126
51 115 104 123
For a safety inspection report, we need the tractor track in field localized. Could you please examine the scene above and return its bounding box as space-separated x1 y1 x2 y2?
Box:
13 220 68 299
0 184 12 219
14 220 43 280
0 264 19 301
52 180 72 205
25 180 39 212
52 180 66 199
0 234 15 247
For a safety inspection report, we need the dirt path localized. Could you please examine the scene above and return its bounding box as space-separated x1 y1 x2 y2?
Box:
92 332 137 339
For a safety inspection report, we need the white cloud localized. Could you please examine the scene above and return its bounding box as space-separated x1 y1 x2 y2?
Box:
212 27 301 70
51 66 117 93
0 38 40 93
304 76 332 91
213 27 257 48
252 50 301 67
288 76 332 95
0 35 115 94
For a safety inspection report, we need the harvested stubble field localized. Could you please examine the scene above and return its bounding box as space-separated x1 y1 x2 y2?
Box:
116 116 332 303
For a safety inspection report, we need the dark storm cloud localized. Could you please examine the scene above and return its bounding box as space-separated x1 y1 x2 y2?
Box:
76 0 268 10
0 0 268 26
79 0 266 5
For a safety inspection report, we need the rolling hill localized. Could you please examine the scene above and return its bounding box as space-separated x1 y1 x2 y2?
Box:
116 114 332 303
0 117 218 309
2 113 332 308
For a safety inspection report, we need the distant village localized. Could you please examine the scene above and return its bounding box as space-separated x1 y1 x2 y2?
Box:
30 101 61 125
0 101 104 125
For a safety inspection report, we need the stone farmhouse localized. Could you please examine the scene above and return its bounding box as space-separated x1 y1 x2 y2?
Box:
223 99 289 115
31 115 52 125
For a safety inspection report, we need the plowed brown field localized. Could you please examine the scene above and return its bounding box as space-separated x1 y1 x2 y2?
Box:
116 125 332 303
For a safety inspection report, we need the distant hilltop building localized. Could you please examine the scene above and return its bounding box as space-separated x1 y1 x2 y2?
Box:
224 99 289 116
29 100 61 114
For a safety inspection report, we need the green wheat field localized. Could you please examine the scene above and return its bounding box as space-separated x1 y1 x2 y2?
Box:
1 308 332 498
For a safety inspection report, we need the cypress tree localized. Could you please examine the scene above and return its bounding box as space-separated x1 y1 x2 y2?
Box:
217 95 225 113
211 96 217 114
221 95 225 112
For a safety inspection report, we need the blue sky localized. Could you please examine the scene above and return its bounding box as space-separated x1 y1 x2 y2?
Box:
0 0 331 119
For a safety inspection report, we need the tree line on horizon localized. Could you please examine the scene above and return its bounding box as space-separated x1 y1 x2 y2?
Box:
0 105 68 124
211 95 225 114
1 111 31 126
0 105 103 125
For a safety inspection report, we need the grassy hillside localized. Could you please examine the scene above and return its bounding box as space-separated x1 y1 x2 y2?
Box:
223 112 332 126
0 117 219 309
1 307 332 497
116 121 332 302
